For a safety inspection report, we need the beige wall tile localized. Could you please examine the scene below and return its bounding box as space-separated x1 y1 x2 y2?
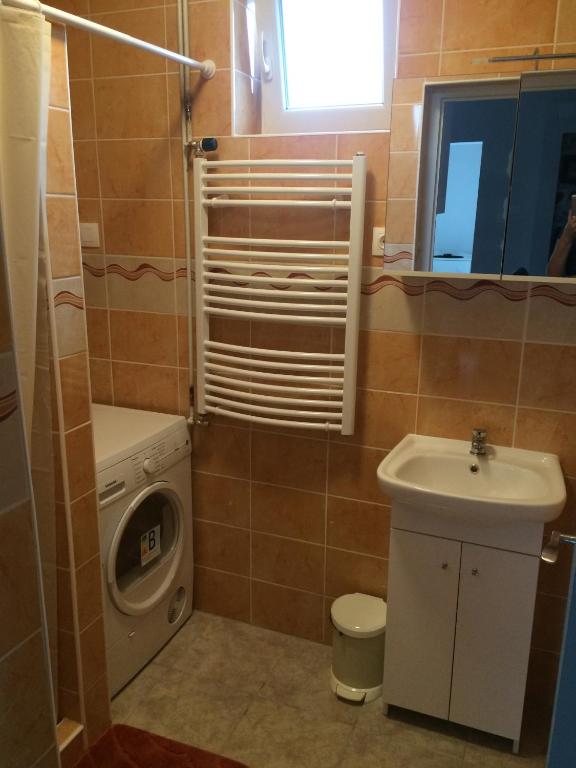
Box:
328 443 387 504
357 330 420 393
84 676 111 745
57 628 78 691
399 0 443 54
251 483 325 544
60 352 91 430
252 533 324 593
189 0 231 68
70 80 96 140
91 8 167 77
70 490 100 567
385 199 416 243
325 548 388 599
398 53 440 77
74 142 99 198
86 307 110 359
194 520 250 575
337 132 390 201
47 108 76 194
105 256 177 314
417 397 515 446
47 196 81 278
0 501 41 658
527 286 576 345
102 200 174 258
89 358 113 404
327 497 390 558
65 422 96 500
76 555 103 630
80 616 108 691
420 336 522 404
337 389 417 450
387 152 418 199
516 408 576 476
252 581 323 642
50 25 69 109
109 310 178 366
98 139 172 199
0 633 54 768
194 566 251 622
112 361 179 413
251 431 328 492
189 70 232 136
193 424 250 479
443 0 557 50
423 280 528 339
520 344 576 411
66 27 91 79
94 75 169 139
193 472 250 528
390 104 422 151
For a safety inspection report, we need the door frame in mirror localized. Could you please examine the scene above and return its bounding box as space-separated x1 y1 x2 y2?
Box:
414 78 520 276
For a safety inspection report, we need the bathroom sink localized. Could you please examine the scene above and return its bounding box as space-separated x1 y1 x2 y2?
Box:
377 434 566 524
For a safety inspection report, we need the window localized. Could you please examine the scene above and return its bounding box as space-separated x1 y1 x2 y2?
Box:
256 0 398 133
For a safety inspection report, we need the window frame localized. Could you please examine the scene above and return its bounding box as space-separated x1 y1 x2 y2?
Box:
256 0 399 134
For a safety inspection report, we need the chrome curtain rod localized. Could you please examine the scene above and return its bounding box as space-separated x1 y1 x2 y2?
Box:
477 52 576 64
2 0 216 77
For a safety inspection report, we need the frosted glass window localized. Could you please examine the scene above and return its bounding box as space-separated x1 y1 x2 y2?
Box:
279 0 385 110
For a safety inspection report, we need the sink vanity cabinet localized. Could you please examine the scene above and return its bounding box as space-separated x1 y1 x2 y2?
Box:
377 434 567 751
383 514 540 748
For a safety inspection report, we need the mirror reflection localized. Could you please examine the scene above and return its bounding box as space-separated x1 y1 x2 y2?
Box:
502 73 576 277
415 71 576 280
416 82 519 276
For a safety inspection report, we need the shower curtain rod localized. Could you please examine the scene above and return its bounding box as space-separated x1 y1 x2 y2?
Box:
2 0 216 78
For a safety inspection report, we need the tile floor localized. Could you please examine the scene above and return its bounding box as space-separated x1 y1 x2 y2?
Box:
112 611 547 768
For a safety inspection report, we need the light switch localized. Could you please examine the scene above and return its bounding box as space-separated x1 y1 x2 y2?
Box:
80 222 100 248
371 226 386 257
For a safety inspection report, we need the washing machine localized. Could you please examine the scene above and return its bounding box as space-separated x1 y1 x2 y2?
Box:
92 404 193 696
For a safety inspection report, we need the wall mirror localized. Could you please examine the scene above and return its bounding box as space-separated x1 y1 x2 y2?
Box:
414 70 576 280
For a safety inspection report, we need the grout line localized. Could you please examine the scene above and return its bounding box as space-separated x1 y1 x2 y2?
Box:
197 515 390 561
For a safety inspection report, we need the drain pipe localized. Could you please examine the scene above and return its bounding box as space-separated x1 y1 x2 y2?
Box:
177 0 194 424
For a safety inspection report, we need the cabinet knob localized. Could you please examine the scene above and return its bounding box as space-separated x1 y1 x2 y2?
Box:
471 568 479 576
441 562 448 570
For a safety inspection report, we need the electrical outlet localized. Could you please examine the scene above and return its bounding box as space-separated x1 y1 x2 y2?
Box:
371 227 386 257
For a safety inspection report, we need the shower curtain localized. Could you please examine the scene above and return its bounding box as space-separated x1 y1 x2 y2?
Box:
0 4 57 697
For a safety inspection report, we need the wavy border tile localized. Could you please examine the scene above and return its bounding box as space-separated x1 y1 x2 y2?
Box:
530 284 576 307
426 279 529 302
53 290 84 309
0 390 18 423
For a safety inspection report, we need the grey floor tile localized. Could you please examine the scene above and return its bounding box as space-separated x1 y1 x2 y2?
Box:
113 663 252 752
222 697 354 768
111 612 548 768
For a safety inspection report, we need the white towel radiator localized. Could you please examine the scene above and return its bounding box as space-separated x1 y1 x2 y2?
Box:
193 154 367 435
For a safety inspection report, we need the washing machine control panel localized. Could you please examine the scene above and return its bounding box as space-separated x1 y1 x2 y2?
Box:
131 432 189 487
97 425 190 507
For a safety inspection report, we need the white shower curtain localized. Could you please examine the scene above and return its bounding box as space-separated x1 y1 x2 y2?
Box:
0 4 57 698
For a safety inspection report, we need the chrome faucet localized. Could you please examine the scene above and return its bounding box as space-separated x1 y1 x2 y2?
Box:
470 429 487 456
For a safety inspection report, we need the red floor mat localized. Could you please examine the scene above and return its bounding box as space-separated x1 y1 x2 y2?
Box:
75 724 248 768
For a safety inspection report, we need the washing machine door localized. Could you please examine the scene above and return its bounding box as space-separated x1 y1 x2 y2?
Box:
107 481 184 616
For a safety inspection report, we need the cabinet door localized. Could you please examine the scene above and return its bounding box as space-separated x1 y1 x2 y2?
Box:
450 544 539 741
383 529 461 719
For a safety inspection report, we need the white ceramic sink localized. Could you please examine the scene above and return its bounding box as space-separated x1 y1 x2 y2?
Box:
377 434 566 524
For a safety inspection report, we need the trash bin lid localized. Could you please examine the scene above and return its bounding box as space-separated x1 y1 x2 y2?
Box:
331 593 387 638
